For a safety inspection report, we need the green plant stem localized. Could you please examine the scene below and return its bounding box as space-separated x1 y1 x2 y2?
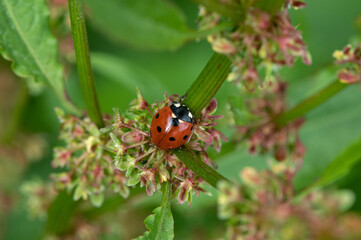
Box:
192 0 245 22
68 0 104 127
183 53 231 117
274 80 348 126
174 149 229 188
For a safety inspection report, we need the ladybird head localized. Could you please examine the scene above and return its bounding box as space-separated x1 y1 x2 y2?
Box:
170 101 194 124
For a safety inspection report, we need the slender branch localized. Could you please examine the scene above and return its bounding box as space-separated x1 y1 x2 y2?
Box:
174 149 229 188
68 0 104 127
274 80 349 126
183 53 231 117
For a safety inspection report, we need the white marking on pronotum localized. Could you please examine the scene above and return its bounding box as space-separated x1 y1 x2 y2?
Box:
188 112 193 118
174 103 181 107
179 119 185 123
171 113 176 118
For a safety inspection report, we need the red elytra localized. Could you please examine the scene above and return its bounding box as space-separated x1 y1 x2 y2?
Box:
150 102 194 150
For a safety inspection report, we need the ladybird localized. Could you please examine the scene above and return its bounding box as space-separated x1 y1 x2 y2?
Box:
150 102 194 150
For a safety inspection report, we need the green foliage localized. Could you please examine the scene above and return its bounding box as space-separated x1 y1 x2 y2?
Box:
46 191 79 235
135 182 174 240
84 0 205 51
0 0 78 114
91 52 165 100
315 136 361 188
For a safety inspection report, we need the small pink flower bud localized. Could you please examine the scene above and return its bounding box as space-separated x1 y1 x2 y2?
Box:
212 38 238 55
121 131 144 144
204 98 218 116
338 70 359 84
194 127 213 144
177 181 192 205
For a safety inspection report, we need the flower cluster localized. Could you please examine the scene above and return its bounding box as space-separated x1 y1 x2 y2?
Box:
198 2 311 88
106 89 227 205
51 108 129 207
234 80 305 161
333 44 361 85
218 162 361 240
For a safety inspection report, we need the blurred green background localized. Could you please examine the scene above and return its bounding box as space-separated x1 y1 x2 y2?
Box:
1 0 361 239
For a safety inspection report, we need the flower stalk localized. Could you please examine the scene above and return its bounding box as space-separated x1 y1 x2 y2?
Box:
68 0 104 127
183 53 231 117
274 80 348 126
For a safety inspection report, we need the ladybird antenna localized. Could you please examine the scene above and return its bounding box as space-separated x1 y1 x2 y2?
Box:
179 94 187 103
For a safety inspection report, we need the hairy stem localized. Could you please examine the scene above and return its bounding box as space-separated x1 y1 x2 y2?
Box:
68 0 104 127
174 149 229 188
183 53 231 117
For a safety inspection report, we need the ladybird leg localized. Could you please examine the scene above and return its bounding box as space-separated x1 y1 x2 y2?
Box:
179 94 186 103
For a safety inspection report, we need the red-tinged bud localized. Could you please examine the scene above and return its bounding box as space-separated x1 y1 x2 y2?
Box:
194 127 213 144
241 167 262 186
93 165 103 182
291 1 306 9
73 124 84 137
204 98 218 116
121 131 144 144
343 45 352 55
177 166 187 177
177 181 192 205
186 141 203 151
135 88 149 110
275 146 287 161
338 70 359 84
201 151 212 166
53 149 72 168
295 139 306 159
212 38 238 55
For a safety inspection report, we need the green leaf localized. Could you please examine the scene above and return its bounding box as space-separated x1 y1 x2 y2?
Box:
0 0 79 114
134 182 174 240
84 0 206 51
46 190 79 234
314 136 361 188
90 52 165 100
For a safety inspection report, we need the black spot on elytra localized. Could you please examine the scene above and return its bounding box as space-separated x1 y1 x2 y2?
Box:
155 113 159 119
169 137 176 141
171 118 179 126
183 135 188 140
157 126 161 132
